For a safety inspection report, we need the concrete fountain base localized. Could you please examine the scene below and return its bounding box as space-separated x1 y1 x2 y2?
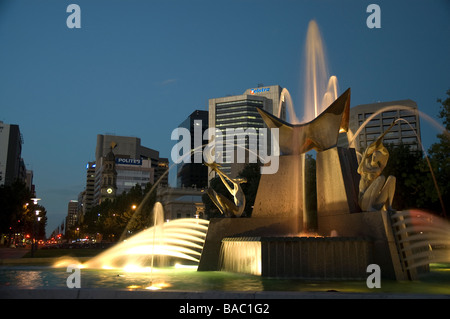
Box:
198 147 427 280
198 210 415 280
221 236 373 279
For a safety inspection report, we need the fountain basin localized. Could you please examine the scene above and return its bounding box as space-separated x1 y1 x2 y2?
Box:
220 236 373 280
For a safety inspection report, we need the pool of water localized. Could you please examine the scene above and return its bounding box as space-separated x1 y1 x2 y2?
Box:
1 264 450 295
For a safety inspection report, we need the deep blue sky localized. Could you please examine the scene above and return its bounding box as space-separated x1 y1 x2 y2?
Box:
1 0 449 235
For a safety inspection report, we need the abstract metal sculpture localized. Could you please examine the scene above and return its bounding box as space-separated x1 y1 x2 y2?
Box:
256 88 351 155
203 142 247 218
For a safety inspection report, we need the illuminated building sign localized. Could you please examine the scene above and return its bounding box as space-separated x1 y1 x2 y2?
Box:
116 158 142 166
250 87 270 94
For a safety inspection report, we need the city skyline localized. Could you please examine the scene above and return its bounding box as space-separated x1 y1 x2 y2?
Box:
1 0 449 235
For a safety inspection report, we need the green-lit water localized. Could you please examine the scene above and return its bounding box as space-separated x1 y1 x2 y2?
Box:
1 264 450 295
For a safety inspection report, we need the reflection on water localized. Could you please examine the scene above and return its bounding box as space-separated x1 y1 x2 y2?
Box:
0 266 67 288
1 264 450 295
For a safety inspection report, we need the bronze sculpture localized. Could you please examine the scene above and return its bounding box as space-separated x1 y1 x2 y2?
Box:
358 123 396 212
203 142 247 218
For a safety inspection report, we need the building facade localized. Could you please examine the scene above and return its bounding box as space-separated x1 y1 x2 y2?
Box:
208 85 285 178
0 122 26 186
155 158 169 188
115 157 154 195
349 99 422 152
96 148 117 204
66 200 79 230
81 162 96 215
91 134 168 206
156 186 205 220
176 110 209 188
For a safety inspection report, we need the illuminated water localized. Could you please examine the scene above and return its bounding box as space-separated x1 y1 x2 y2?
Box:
391 210 450 270
302 20 339 123
1 264 450 295
220 239 262 276
76 215 209 270
277 20 339 125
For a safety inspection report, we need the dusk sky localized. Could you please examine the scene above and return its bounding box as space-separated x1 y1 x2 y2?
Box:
1 0 449 235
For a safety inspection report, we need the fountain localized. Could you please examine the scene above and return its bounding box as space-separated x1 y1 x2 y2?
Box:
303 20 339 122
389 210 450 270
197 20 450 282
80 203 209 270
16 19 447 294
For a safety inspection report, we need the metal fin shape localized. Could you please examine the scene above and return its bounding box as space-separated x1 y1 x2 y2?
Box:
257 88 351 155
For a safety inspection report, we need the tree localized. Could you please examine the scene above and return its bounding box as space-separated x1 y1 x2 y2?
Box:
426 89 450 217
381 89 450 217
0 180 47 244
78 183 156 241
383 143 426 210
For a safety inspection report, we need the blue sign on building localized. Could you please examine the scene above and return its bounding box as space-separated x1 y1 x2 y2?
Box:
250 87 270 94
116 158 142 166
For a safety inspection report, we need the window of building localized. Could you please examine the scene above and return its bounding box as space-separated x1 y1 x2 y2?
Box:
365 126 381 133
382 111 398 117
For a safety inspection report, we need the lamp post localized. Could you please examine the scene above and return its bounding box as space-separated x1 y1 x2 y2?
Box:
30 198 41 258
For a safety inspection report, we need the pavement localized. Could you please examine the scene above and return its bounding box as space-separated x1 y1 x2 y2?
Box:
1 287 449 299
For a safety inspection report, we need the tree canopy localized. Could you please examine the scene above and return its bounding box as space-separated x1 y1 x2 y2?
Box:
0 180 47 243
76 183 156 241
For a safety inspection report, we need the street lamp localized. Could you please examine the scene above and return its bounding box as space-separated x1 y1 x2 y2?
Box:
29 198 41 257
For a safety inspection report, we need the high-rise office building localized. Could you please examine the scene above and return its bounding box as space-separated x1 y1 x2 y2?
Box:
0 121 26 186
25 170 35 194
208 85 285 178
96 134 160 166
176 110 209 188
349 99 422 152
81 162 96 215
66 200 79 230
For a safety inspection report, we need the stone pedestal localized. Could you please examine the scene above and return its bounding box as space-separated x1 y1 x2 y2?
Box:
317 210 410 280
316 147 360 217
252 154 305 232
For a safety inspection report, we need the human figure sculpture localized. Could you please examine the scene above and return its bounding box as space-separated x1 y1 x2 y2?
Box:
203 141 247 217
358 131 396 212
